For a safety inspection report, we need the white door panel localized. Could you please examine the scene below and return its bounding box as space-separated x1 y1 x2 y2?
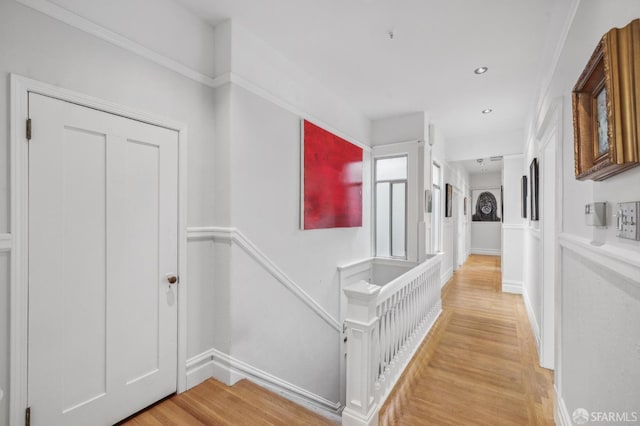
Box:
28 93 178 425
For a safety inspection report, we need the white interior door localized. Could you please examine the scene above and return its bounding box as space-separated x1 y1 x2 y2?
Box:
452 192 459 270
28 93 178 425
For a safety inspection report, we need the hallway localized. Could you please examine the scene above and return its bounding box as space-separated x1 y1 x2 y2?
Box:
380 255 554 425
123 255 553 425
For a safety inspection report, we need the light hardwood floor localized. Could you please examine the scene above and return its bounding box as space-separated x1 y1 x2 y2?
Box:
119 378 336 425
379 255 554 425
123 254 553 425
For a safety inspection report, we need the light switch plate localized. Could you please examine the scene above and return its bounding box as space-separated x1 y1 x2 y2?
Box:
616 202 640 240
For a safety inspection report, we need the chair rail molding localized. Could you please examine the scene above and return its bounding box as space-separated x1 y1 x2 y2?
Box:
559 233 640 286
187 226 341 332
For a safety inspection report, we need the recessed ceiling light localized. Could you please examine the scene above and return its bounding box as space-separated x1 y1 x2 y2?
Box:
482 108 493 114
474 67 488 74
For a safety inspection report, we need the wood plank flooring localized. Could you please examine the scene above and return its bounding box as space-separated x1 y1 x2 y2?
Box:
379 255 554 425
119 378 336 425
122 254 552 425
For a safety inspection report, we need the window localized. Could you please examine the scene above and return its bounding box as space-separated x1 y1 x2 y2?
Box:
375 156 407 258
432 162 442 252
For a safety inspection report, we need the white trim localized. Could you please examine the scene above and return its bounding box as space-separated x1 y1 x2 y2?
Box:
9 74 189 424
441 267 453 287
502 153 524 160
522 287 540 349
470 248 501 256
185 348 342 420
186 227 341 332
370 139 422 149
554 386 572 426
528 227 541 240
230 74 370 151
534 0 581 138
14 0 219 87
538 97 562 371
502 280 523 294
559 233 640 286
0 234 11 251
14 0 371 151
470 185 501 191
502 223 525 230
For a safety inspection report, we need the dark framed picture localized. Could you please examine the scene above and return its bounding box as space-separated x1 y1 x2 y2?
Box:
445 183 452 217
530 159 539 221
572 19 640 181
472 188 501 222
464 197 467 215
500 186 504 223
521 175 528 218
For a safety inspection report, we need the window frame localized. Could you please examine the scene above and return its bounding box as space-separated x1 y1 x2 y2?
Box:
374 155 408 259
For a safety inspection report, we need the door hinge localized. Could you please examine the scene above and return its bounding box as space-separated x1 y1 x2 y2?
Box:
25 406 31 426
26 118 32 140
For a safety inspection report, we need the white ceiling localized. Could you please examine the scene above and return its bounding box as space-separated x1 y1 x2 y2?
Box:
458 157 503 175
174 0 573 145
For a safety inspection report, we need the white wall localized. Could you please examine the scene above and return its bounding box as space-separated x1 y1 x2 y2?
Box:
438 159 471 284
0 1 375 420
470 172 502 255
524 0 640 419
446 128 524 161
225 84 372 402
0 2 219 423
502 155 525 294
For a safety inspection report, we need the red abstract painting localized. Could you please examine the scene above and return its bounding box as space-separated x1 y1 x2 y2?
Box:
302 120 363 229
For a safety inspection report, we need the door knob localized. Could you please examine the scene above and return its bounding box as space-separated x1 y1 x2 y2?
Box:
167 275 178 284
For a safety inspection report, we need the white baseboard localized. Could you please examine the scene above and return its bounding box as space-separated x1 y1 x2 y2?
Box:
441 267 453 287
186 348 342 421
522 288 540 349
555 386 572 426
470 248 502 256
502 280 523 294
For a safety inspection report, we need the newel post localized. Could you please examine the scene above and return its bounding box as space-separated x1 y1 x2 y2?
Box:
342 281 381 426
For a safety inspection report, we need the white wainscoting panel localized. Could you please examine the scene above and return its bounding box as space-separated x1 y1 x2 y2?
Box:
559 233 640 286
502 224 524 294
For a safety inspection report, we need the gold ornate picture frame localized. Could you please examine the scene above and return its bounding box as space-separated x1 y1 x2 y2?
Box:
572 19 640 181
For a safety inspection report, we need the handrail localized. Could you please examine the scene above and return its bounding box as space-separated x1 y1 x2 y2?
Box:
342 254 442 426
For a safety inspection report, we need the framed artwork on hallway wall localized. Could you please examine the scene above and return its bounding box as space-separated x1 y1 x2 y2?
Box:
521 175 528 218
572 19 640 181
471 188 501 222
445 183 452 217
530 158 539 221
301 119 363 230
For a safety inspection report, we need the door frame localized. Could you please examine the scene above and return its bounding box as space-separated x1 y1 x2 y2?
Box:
9 74 189 425
536 97 563 371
